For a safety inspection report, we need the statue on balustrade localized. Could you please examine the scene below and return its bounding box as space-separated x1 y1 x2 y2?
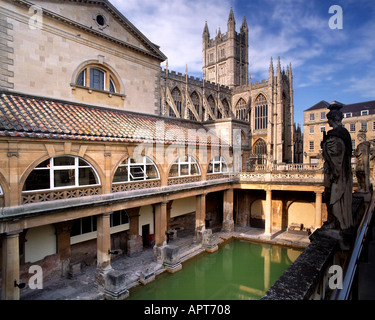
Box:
353 130 371 193
321 102 353 231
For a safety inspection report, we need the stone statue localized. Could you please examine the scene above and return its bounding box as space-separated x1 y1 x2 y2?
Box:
353 130 371 193
321 102 353 231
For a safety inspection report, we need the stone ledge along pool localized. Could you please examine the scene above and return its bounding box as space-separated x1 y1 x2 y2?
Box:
127 239 302 300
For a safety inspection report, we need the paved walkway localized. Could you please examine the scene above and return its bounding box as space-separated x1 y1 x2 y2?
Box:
19 226 310 300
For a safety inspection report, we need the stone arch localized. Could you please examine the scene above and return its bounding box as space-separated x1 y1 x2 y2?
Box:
71 58 125 95
20 153 104 194
287 201 315 230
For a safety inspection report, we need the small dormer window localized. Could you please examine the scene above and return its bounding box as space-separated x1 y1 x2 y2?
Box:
361 110 369 116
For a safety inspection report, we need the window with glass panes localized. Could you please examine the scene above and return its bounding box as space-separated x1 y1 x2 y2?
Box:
23 156 99 192
207 156 228 174
255 94 268 130
169 156 200 177
113 156 159 183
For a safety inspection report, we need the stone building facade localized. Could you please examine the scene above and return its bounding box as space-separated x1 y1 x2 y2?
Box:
0 0 319 300
303 100 375 164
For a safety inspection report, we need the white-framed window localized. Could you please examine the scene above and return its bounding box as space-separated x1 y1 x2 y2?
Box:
373 121 375 131
23 156 100 192
361 110 369 116
352 139 356 150
169 156 200 177
310 113 315 121
207 156 228 174
309 126 315 134
350 123 356 132
361 122 367 131
320 112 326 120
113 156 159 183
320 126 326 133
309 141 314 151
344 113 352 118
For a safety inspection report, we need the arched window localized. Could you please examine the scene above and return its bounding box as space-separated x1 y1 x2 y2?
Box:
191 92 200 114
255 94 268 130
76 65 118 93
236 98 249 122
207 156 228 174
169 156 200 177
170 88 182 117
208 95 215 120
113 156 159 183
23 156 100 192
253 139 267 155
222 99 230 118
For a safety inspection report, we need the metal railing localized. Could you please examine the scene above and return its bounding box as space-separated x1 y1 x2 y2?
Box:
331 194 375 300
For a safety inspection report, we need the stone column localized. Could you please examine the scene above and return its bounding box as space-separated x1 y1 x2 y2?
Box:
195 193 206 232
1 230 22 300
55 221 73 277
95 212 112 288
264 189 272 237
154 201 168 246
315 191 323 229
153 201 168 262
222 188 234 232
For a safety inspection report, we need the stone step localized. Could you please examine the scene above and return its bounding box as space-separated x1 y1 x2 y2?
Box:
358 262 375 300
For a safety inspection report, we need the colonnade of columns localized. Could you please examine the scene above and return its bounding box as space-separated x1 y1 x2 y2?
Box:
1 187 325 300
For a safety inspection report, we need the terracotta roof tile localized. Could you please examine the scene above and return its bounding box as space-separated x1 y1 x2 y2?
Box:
0 92 226 147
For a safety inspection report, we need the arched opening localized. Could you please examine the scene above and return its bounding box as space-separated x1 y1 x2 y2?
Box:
255 94 268 130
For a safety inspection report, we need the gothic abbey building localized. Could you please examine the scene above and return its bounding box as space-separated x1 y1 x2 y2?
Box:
159 8 297 165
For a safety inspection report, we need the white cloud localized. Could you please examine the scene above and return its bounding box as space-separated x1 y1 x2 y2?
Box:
110 0 232 74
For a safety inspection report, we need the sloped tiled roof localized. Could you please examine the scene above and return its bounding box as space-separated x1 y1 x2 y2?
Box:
0 92 226 147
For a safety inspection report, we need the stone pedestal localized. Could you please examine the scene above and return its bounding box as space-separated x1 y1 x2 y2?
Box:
103 270 129 300
153 245 165 264
222 218 234 232
140 267 155 285
163 245 182 273
201 229 218 253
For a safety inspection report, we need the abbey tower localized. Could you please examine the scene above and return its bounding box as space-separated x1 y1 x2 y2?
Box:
202 8 249 88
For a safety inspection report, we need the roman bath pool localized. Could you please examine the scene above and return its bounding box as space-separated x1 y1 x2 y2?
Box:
128 239 303 300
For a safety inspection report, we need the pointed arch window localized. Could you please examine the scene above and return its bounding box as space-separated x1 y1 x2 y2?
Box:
208 95 216 120
255 94 268 130
191 92 200 114
236 98 249 122
253 139 267 155
170 88 182 117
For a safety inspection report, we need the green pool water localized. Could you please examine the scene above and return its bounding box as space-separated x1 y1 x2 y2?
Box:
128 239 302 300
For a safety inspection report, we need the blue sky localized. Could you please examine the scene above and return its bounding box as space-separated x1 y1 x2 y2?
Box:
111 0 375 127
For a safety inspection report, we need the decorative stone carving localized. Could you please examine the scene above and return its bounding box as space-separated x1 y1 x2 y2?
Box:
321 101 353 231
354 130 371 193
